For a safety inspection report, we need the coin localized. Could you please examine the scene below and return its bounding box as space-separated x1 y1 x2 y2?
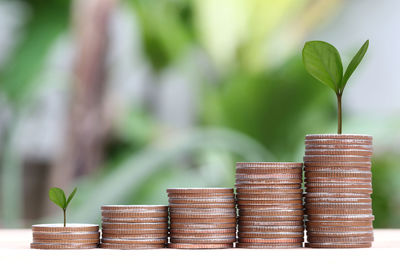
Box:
101 233 167 239
305 208 373 215
101 205 168 211
170 237 236 244
305 134 372 140
235 178 303 184
304 166 371 172
32 238 99 244
167 188 234 194
169 208 235 214
238 232 304 238
236 188 303 194
238 215 304 222
169 213 236 219
305 144 372 151
304 155 371 162
304 178 371 184
30 243 98 249
32 232 100 240
236 162 303 168
305 171 372 178
304 161 371 168
168 198 235 204
170 217 237 224
239 209 304 216
102 229 168 235
305 197 371 204
236 168 302 174
236 193 303 199
236 173 302 179
236 243 302 249
306 226 373 232
102 222 168 229
102 217 167 223
306 231 373 238
305 221 373 227
237 225 303 232
305 192 371 198
307 236 374 243
167 243 233 249
306 214 375 221
169 222 236 229
238 204 304 210
169 203 236 209
102 238 166 244
170 233 236 239
167 193 234 198
32 224 99 233
235 184 301 189
305 139 372 146
170 228 236 234
101 211 168 218
238 237 304 243
306 188 372 194
237 199 302 205
305 150 373 157
304 242 371 248
238 221 303 227
100 243 165 249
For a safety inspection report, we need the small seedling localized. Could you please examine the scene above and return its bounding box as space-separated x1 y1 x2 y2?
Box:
49 187 77 227
302 40 369 134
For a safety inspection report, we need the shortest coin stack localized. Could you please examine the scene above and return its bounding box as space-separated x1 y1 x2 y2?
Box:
168 188 236 249
31 224 99 249
100 205 168 249
236 162 304 249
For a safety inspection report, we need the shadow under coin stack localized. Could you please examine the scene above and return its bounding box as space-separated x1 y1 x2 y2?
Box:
304 134 374 248
100 205 168 249
31 224 99 249
235 162 304 248
167 188 236 249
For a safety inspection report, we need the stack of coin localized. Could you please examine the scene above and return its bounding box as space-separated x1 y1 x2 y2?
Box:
100 205 168 249
304 134 374 248
167 188 236 249
31 224 99 249
235 162 304 249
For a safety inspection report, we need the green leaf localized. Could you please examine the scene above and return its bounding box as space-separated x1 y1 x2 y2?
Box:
66 187 77 207
341 40 369 92
302 41 343 93
49 187 66 209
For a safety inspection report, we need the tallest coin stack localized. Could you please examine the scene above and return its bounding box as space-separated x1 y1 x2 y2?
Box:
303 134 374 248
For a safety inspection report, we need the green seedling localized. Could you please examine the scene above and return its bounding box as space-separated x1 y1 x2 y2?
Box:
49 187 77 227
302 40 369 134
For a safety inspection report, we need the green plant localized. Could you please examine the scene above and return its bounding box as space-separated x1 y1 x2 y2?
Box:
302 40 369 134
49 187 77 227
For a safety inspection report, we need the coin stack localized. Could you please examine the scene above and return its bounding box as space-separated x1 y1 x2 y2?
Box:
304 134 374 248
167 188 236 249
100 205 168 249
31 224 99 249
235 162 304 249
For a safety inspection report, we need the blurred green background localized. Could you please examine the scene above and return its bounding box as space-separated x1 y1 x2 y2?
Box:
0 0 399 228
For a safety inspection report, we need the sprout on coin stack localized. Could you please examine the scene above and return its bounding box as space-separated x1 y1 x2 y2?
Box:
167 188 237 249
302 41 374 248
31 187 100 249
235 162 304 248
100 205 168 249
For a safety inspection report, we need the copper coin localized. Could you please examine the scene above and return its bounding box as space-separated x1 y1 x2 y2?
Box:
32 232 100 240
305 208 373 215
169 213 236 219
305 139 372 146
307 236 374 243
30 243 98 249
167 243 233 249
102 228 168 235
236 179 303 185
305 242 371 248
306 226 374 232
170 217 236 224
102 238 166 244
101 205 168 211
237 199 302 205
304 161 371 168
170 228 236 234
236 188 303 194
304 166 371 172
169 203 236 209
305 182 372 189
168 198 235 204
238 237 304 243
32 238 99 244
170 237 236 244
307 231 373 238
305 203 372 209
102 217 168 223
305 134 372 140
238 232 304 239
238 215 304 222
100 243 165 249
304 178 371 184
167 188 233 194
305 144 372 150
101 211 168 218
169 208 235 214
101 233 167 239
235 184 301 189
236 193 303 199
238 221 303 227
305 192 371 198
32 224 99 233
167 193 234 198
305 197 371 204
306 214 374 221
305 221 373 227
239 210 304 216
102 222 168 230
306 188 372 194
238 204 304 210
305 171 372 178
236 243 302 249
170 233 236 239
236 168 302 174
236 162 303 168
170 222 236 229
305 150 373 157
236 173 302 179
304 155 371 163
238 225 304 232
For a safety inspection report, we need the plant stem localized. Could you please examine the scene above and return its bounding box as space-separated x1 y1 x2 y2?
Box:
337 93 342 134
63 209 66 227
